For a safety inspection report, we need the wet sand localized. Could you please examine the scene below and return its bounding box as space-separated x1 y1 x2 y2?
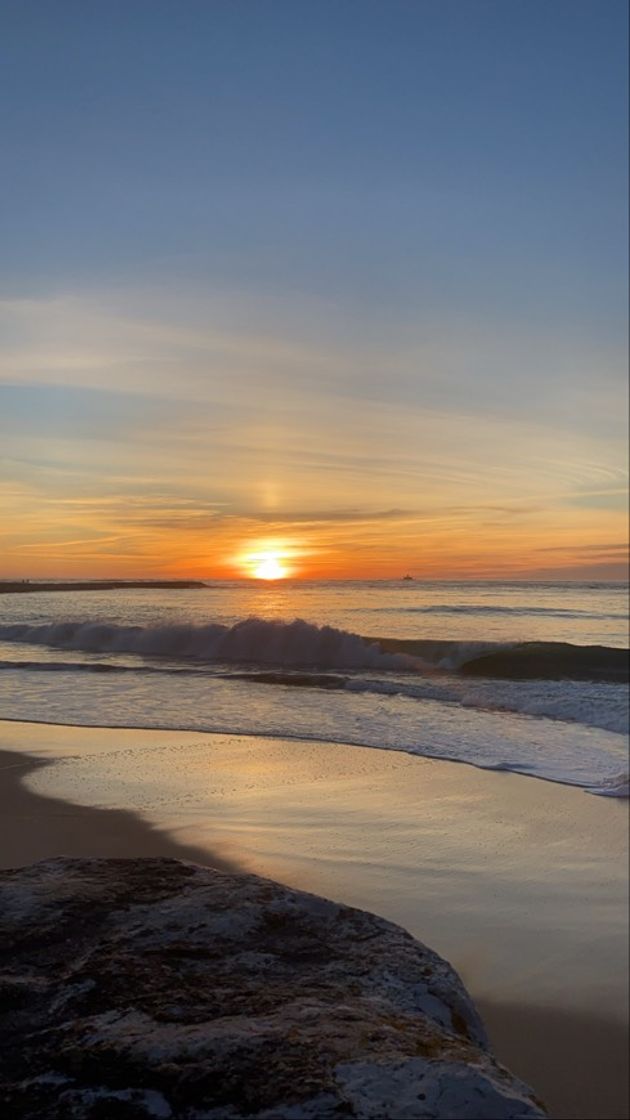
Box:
479 1001 629 1120
0 749 234 871
0 720 628 1119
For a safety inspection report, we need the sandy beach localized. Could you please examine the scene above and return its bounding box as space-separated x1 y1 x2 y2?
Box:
1 719 628 1120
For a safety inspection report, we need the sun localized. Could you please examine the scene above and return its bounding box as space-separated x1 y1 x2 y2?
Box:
243 549 290 580
253 554 287 580
236 540 300 580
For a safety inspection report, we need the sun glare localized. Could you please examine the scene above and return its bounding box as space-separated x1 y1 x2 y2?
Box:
242 549 291 580
253 555 286 580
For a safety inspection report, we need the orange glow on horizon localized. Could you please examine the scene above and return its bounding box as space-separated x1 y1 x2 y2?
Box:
3 494 627 583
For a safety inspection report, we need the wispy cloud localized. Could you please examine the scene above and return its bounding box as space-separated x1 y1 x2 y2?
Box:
1 284 627 578
537 542 628 554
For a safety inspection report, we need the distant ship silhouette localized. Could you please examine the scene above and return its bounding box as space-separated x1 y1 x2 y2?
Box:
402 574 414 581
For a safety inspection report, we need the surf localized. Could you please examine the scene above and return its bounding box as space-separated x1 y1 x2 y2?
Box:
1 617 627 682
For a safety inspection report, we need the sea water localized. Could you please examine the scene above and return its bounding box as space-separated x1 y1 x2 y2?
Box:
0 580 627 795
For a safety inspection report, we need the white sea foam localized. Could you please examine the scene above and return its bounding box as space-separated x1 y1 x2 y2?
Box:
345 675 629 736
0 586 627 797
0 658 626 736
0 665 627 796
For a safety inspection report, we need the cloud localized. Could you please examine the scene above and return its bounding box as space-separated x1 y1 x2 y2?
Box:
1 283 627 578
537 541 628 554
1 285 627 433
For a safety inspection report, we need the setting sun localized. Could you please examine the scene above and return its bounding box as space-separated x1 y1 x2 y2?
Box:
253 554 286 580
242 549 291 580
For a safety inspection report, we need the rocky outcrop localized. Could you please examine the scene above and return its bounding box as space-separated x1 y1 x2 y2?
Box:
0 857 546 1119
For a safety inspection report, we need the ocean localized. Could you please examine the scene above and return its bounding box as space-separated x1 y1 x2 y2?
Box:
0 579 627 796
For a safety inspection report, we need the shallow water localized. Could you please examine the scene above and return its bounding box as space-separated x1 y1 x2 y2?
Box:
4 721 627 1025
0 580 627 793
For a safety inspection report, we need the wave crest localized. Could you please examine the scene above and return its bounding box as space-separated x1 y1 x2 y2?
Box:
1 620 627 681
0 618 411 671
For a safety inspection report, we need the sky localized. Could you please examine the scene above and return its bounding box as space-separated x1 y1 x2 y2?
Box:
1 0 628 580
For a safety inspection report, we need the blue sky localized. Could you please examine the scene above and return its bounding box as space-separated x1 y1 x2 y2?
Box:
1 0 628 577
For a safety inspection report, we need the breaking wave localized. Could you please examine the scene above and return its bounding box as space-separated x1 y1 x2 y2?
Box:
0 618 627 682
0 618 410 671
0 616 627 796
373 637 628 682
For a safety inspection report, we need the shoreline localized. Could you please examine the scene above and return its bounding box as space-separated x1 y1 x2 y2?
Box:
0 713 627 799
0 749 235 872
0 721 628 1119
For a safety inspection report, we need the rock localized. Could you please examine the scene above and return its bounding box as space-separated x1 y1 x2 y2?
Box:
0 857 546 1119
